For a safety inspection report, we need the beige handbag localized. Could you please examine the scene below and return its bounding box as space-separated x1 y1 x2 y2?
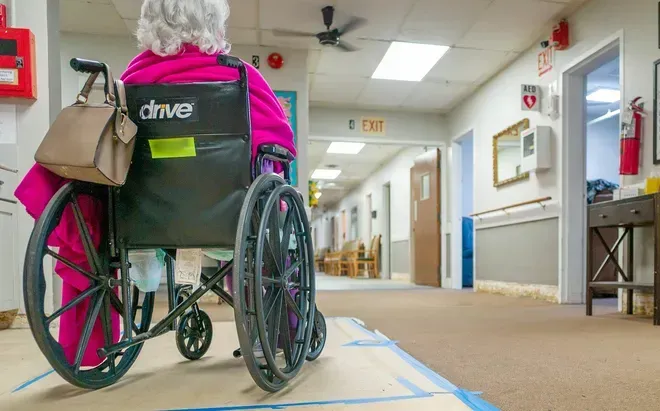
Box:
35 65 137 186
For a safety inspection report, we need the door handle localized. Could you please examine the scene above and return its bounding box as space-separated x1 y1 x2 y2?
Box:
598 214 607 218
630 209 639 214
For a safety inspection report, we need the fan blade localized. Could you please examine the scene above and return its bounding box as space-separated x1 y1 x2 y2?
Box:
336 41 359 52
271 29 317 38
337 16 367 36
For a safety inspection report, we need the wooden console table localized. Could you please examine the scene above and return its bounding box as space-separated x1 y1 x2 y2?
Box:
586 193 659 325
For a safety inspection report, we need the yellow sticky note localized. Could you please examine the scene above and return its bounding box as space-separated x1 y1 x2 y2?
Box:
148 137 196 159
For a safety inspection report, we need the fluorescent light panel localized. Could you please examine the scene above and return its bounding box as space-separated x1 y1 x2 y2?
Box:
312 169 341 180
586 88 620 103
372 42 450 82
327 142 365 155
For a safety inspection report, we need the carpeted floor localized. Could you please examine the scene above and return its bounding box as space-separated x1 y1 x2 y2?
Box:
155 287 660 411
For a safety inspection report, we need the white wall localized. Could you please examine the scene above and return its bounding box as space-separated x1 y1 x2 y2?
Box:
448 0 660 213
312 146 427 250
310 107 448 144
586 115 619 184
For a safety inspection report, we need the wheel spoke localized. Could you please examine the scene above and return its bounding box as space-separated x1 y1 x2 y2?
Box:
284 260 303 281
283 290 304 320
46 249 100 284
186 337 194 352
70 195 103 276
46 284 102 325
73 289 105 374
267 205 283 275
280 204 293 264
264 289 282 321
278 298 294 366
99 290 117 375
267 292 283 357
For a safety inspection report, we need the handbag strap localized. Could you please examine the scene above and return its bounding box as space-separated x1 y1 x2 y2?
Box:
75 63 116 105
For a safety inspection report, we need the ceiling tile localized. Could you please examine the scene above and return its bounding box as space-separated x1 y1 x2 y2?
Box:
123 19 137 35
61 0 128 36
111 0 141 20
315 40 389 77
228 28 259 46
335 0 417 40
227 0 258 28
457 0 565 52
260 30 321 50
404 81 475 111
259 0 333 33
426 48 511 83
357 79 416 107
310 74 368 104
307 49 322 73
401 0 491 46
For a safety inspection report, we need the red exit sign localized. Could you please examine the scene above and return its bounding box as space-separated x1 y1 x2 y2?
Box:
361 117 386 135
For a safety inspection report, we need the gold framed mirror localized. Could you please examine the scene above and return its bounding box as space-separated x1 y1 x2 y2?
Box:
493 118 530 187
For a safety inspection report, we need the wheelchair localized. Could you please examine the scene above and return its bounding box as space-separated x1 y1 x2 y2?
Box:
23 55 326 393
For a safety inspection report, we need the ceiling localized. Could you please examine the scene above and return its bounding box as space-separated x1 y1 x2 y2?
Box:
586 56 620 121
308 141 404 208
60 0 583 113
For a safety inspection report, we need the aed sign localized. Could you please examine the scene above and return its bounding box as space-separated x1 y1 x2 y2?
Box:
521 84 540 111
361 117 386 135
538 47 554 77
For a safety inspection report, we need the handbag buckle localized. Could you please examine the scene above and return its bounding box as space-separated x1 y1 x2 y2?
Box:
75 93 88 104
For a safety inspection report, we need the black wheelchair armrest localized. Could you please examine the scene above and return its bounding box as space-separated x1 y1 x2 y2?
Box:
258 144 295 162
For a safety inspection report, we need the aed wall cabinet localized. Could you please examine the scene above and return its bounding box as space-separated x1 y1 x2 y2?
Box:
520 125 551 173
0 28 36 99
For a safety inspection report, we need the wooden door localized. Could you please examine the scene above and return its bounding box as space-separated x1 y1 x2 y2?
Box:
411 149 441 287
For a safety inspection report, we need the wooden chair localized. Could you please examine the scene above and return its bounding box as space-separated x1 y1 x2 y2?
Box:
314 247 328 272
355 235 381 279
324 243 349 276
340 240 363 277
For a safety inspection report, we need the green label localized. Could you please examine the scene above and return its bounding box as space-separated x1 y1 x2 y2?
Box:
148 137 196 159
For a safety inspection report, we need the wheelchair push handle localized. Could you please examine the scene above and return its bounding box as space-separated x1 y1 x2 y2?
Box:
217 55 248 88
70 58 106 74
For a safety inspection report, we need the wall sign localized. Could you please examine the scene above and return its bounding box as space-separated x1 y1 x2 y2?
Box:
275 91 298 186
361 117 386 136
538 47 554 77
521 84 540 111
349 119 355 130
251 55 260 69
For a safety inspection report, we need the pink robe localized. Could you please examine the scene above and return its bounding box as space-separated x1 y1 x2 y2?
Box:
15 45 295 366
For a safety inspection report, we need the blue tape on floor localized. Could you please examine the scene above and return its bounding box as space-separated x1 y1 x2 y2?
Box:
11 369 56 393
344 318 501 411
343 339 398 347
396 377 432 398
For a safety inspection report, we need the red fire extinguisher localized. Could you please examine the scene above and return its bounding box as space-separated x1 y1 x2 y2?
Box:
620 97 644 175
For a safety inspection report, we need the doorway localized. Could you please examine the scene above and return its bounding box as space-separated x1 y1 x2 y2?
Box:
450 130 475 289
561 32 623 303
410 148 441 287
382 183 391 280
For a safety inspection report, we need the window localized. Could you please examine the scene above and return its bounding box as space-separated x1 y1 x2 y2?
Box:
421 174 430 200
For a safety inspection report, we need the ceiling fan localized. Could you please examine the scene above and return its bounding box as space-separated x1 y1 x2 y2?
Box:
271 6 367 52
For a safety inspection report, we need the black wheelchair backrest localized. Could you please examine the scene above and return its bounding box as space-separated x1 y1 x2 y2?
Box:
115 56 253 249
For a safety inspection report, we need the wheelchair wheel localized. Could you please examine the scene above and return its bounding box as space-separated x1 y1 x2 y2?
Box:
24 182 155 390
234 174 292 392
307 309 326 362
254 183 316 381
176 309 213 360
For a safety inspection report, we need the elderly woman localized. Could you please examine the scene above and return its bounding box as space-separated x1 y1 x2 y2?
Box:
15 0 294 366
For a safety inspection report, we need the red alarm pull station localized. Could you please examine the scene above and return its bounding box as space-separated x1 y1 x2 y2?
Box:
0 28 37 99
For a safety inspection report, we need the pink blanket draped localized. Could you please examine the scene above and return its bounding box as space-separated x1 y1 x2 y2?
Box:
15 45 295 366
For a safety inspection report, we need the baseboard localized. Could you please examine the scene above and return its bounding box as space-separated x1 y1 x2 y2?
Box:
475 280 558 303
391 272 411 282
621 290 653 315
8 313 30 329
0 309 18 330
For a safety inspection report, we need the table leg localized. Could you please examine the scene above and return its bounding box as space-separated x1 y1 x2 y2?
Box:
586 226 593 316
627 227 634 315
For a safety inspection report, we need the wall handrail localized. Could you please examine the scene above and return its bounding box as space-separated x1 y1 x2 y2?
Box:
470 196 552 219
0 164 18 173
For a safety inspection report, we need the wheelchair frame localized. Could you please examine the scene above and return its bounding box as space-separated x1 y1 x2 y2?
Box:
23 56 324 394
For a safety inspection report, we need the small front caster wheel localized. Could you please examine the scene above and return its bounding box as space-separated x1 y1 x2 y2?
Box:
232 348 242 359
176 310 213 360
306 310 327 362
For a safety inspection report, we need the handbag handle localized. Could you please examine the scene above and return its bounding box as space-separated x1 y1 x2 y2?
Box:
71 58 116 104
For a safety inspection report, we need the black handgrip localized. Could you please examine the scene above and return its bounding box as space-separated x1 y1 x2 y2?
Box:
217 55 248 88
70 58 105 74
259 144 295 162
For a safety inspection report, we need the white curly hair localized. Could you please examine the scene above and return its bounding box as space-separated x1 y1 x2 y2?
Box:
136 0 231 56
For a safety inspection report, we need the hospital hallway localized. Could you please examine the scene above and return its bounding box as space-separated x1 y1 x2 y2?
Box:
151 280 660 411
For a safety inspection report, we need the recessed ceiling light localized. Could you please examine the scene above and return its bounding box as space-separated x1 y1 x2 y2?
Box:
314 192 323 199
586 88 620 103
327 142 365 155
312 169 342 180
372 41 450 82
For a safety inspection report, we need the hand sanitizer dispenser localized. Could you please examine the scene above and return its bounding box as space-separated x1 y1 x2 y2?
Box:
520 126 551 173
